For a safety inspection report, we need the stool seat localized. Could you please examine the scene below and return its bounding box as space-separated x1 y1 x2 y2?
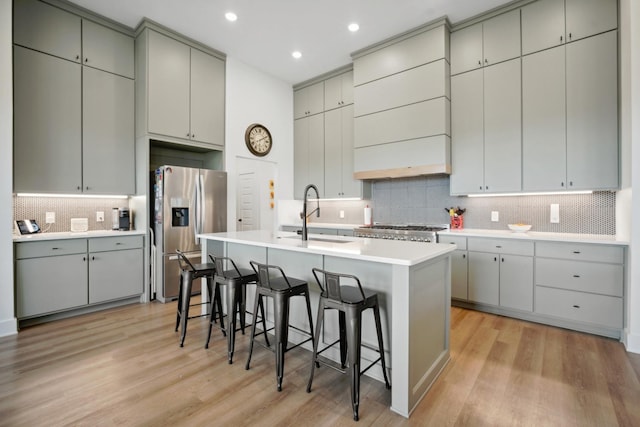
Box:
175 250 224 348
307 268 391 421
205 255 268 364
245 261 315 392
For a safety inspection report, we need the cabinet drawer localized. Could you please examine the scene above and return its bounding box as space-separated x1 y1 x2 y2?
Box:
535 286 622 329
536 258 623 297
467 238 533 256
15 239 87 259
536 241 623 264
89 235 143 252
439 235 466 250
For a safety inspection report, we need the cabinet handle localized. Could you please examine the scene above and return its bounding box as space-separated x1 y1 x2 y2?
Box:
494 257 497 262
501 257 505 262
83 256 86 261
572 305 580 309
569 181 573 187
569 32 572 40
561 182 565 187
52 247 59 250
92 256 95 261
560 35 563 42
187 133 191 137
462 254 466 259
86 186 90 190
84 58 88 63
572 275 580 278
485 186 489 190
485 59 488 64
77 186 81 190
479 185 483 190
572 251 581 254
478 60 481 65
496 245 502 248
116 242 123 245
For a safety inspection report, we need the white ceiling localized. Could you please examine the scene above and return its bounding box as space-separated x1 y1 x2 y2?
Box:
68 0 514 85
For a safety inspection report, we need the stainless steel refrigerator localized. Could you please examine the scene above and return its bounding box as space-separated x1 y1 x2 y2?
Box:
152 166 227 302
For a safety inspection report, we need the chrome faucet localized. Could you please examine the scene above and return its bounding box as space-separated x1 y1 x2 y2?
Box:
301 184 320 241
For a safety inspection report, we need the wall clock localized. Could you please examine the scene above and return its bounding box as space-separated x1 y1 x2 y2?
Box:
245 123 272 157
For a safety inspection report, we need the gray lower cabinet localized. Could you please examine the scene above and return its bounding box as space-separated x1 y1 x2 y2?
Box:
15 236 144 320
439 235 468 300
16 243 88 319
467 238 534 311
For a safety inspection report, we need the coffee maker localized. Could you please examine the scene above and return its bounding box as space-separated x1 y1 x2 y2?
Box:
113 207 131 230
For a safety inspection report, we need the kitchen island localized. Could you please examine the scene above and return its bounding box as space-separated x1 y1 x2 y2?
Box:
197 230 455 418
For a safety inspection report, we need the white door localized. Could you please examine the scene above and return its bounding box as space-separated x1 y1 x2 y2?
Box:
236 172 259 231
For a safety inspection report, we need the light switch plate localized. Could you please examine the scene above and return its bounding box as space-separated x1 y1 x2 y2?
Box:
45 212 55 224
96 211 104 222
491 211 499 222
550 204 560 223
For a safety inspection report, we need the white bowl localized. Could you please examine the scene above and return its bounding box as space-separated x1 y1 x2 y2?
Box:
508 224 532 232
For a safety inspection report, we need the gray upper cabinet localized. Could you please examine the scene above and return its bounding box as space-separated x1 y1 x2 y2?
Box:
147 30 225 146
148 30 191 141
83 67 135 194
325 105 363 198
13 0 81 62
522 0 617 55
82 20 134 78
294 81 324 119
13 46 82 194
294 114 325 199
523 31 618 191
324 70 353 111
450 58 521 195
450 9 520 75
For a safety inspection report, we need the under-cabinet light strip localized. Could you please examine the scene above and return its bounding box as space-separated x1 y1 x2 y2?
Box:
16 193 128 199
467 191 593 198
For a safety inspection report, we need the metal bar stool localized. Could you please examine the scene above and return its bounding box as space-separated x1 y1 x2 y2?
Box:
246 261 315 392
307 268 391 421
175 250 224 347
205 254 269 364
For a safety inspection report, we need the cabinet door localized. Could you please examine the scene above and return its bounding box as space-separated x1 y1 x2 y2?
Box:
16 254 88 318
13 0 81 63
190 48 225 145
451 250 468 300
147 30 190 139
294 82 324 119
499 255 533 312
82 20 134 78
13 46 82 193
324 71 354 110
566 32 618 190
339 105 360 197
521 0 565 55
450 69 484 195
324 108 343 197
83 67 135 194
450 23 482 75
483 9 521 66
565 0 617 42
483 59 521 193
468 252 499 305
89 249 143 304
294 114 325 198
522 45 566 191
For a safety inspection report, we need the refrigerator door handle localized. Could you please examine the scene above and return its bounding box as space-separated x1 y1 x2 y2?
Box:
194 175 201 245
200 173 206 235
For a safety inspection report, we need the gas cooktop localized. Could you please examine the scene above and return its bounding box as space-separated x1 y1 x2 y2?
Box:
354 224 449 242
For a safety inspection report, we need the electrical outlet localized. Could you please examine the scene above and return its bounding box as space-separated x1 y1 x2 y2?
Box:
339 210 345 219
491 211 499 222
45 212 55 224
550 204 560 223
96 211 104 222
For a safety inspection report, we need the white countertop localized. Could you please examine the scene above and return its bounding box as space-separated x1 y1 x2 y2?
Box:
13 229 146 242
280 222 363 230
439 228 629 246
198 230 456 266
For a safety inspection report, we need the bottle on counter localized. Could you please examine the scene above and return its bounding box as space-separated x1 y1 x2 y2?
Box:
364 205 372 226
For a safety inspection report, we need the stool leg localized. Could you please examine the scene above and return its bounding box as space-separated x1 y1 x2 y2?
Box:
205 286 216 349
227 281 239 364
238 283 247 334
179 270 193 347
245 291 262 370
205 282 225 349
339 311 347 369
175 272 184 332
306 299 325 393
346 307 362 421
304 289 315 346
215 283 226 337
373 304 391 389
274 292 289 392
258 295 270 347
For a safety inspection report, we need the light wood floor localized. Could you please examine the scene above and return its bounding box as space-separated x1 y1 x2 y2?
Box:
1 301 639 426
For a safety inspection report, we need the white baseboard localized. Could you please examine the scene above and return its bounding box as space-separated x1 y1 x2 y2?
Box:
0 317 18 337
623 328 640 354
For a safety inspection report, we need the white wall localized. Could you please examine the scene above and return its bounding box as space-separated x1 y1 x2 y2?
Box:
620 0 640 353
0 1 17 337
224 57 294 231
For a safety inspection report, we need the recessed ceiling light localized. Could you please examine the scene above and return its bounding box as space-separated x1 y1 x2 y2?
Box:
225 12 237 22
292 51 302 59
348 23 360 32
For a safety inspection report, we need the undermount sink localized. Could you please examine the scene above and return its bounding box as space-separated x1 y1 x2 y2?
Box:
280 236 350 244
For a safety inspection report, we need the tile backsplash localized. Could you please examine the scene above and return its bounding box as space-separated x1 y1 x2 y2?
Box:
368 176 616 235
13 195 131 234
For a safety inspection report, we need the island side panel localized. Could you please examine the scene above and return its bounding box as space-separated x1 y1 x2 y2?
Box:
390 254 451 418
322 256 393 384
